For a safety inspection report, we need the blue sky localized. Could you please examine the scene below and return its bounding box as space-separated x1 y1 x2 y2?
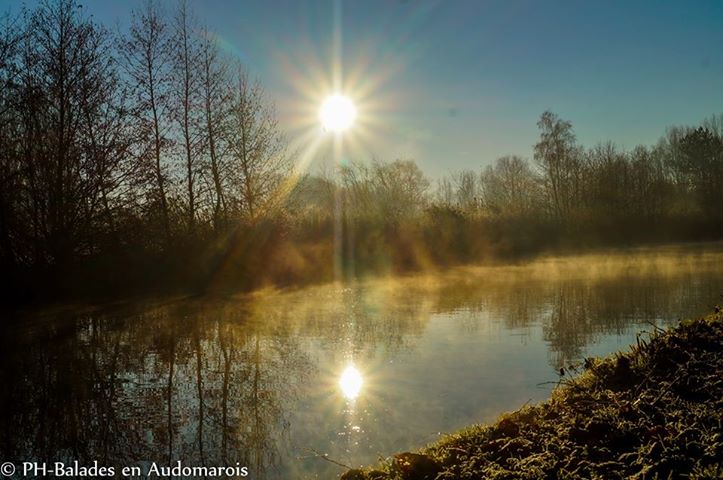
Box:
3 0 723 176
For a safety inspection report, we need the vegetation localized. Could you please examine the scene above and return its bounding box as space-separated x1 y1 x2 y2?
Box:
1 0 723 304
342 310 723 480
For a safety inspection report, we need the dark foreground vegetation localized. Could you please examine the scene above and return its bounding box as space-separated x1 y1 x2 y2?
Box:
342 310 723 480
2 0 723 305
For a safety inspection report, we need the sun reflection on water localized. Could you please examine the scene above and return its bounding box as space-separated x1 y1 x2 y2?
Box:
339 364 363 400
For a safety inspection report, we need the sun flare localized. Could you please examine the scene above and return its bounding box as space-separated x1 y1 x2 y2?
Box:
339 364 363 399
320 94 357 132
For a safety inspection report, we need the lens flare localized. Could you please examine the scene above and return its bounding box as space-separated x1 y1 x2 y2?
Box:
339 364 363 399
320 94 357 132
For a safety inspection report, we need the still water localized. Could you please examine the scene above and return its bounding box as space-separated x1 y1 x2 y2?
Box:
2 244 723 479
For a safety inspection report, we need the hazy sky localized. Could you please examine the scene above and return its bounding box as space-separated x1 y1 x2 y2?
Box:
3 0 723 176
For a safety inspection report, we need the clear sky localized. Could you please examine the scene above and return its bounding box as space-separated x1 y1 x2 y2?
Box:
3 0 723 176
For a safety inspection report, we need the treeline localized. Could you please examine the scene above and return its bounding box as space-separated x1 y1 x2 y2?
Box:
0 0 291 300
430 111 723 250
1 0 722 304
300 112 723 277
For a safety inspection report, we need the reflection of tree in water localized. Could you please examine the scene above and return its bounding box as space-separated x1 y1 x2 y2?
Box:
0 289 438 480
539 268 720 368
0 300 313 478
2 248 722 478
257 254 722 371
136 301 317 477
0 314 139 465
312 252 723 370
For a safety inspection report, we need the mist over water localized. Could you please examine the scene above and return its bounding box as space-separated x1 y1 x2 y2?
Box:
1 244 722 479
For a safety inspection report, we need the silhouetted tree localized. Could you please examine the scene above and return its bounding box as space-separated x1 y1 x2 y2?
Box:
679 126 723 220
170 0 202 233
2 0 723 303
627 145 672 222
227 69 288 223
120 0 173 242
0 12 22 267
534 111 583 223
198 27 231 230
15 0 124 265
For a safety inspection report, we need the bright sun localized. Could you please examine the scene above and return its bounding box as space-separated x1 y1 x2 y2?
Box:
320 94 356 132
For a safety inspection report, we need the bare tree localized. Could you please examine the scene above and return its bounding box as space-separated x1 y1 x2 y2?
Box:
583 142 630 219
170 0 202 233
453 169 479 210
370 159 430 222
0 11 22 266
480 156 540 216
198 28 231 230
627 145 672 221
226 69 288 223
120 0 172 241
434 176 455 206
14 0 125 264
534 111 583 222
679 126 723 219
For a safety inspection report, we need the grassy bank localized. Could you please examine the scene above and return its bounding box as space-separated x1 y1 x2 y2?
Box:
343 310 723 480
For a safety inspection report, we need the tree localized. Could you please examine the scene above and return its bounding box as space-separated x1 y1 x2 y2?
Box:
14 0 126 265
480 156 540 216
170 0 202 233
534 111 583 222
370 159 430 223
679 126 723 219
226 69 288 223
583 142 630 220
198 27 231 230
0 11 22 267
434 176 455 206
627 145 672 221
120 0 172 241
453 170 479 210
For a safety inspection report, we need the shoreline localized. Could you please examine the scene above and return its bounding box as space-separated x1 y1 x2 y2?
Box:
4 239 722 312
342 310 723 479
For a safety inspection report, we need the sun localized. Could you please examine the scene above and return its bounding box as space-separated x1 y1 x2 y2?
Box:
320 94 357 132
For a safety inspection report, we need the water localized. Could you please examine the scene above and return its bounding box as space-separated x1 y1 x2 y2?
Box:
2 244 723 479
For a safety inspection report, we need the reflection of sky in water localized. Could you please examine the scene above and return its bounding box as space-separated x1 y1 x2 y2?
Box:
3 244 723 479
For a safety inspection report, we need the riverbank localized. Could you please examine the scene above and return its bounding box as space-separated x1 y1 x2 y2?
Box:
342 310 723 479
4 237 722 311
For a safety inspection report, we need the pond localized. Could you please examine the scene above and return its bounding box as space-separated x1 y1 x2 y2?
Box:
2 244 722 479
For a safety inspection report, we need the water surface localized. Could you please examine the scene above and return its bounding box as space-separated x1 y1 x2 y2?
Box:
2 244 722 479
